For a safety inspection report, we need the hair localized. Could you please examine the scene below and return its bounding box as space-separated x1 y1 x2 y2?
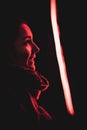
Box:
0 16 29 65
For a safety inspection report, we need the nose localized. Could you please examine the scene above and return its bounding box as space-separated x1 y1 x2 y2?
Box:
32 42 40 54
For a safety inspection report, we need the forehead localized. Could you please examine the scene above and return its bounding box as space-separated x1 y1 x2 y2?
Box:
19 23 33 38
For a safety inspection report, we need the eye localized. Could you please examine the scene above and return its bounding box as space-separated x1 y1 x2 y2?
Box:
24 40 32 45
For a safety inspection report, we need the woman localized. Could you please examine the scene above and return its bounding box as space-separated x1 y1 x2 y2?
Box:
0 17 56 129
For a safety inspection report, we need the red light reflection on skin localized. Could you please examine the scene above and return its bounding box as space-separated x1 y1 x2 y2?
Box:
50 0 75 115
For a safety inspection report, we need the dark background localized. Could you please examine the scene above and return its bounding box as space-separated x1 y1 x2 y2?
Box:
1 0 86 129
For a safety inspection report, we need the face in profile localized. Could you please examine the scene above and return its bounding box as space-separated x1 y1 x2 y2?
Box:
14 23 40 71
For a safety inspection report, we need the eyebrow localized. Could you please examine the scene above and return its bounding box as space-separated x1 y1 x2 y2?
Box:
23 36 32 39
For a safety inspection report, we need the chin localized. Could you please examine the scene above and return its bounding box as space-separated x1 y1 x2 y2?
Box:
28 65 36 71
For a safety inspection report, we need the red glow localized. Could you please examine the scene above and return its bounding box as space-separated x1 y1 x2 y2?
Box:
50 0 75 115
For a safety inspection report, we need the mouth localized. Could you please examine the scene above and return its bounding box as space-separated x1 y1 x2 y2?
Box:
28 55 36 70
29 60 35 65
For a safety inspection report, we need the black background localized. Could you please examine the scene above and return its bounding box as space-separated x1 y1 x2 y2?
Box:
1 0 86 129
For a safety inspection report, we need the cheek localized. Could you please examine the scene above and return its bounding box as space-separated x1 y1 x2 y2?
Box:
15 45 32 59
25 45 32 58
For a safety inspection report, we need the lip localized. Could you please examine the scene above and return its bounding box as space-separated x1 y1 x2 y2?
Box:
28 59 35 70
27 54 36 69
29 55 36 64
29 60 34 64
30 54 36 59
28 56 35 64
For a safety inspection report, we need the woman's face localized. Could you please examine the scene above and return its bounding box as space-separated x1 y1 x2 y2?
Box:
14 23 40 71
